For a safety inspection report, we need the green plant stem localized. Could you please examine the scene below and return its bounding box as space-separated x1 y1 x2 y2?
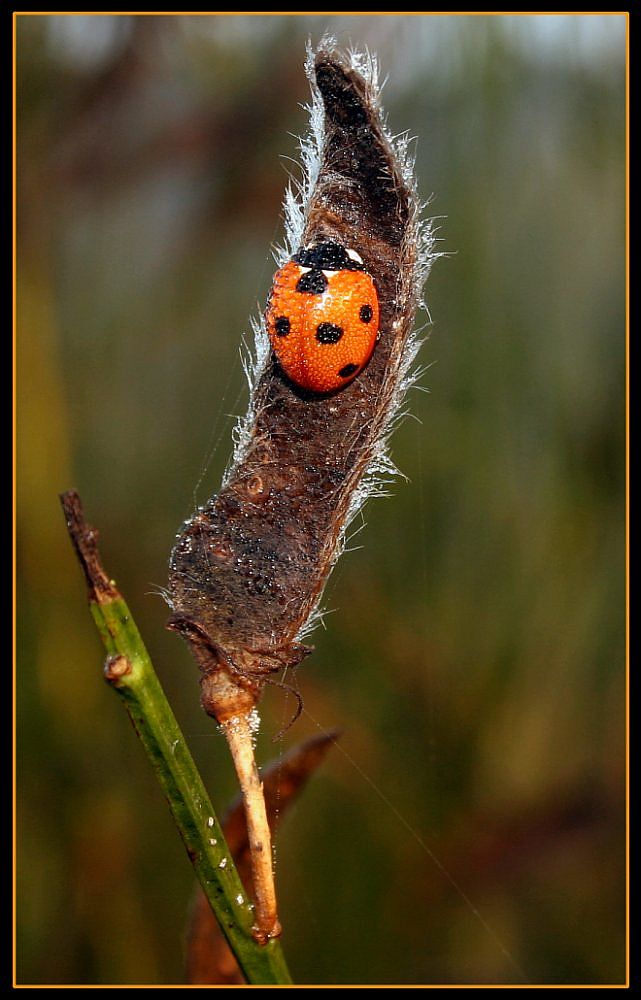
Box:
60 491 292 985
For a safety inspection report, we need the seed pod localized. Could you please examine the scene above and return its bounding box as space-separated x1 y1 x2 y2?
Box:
167 41 437 721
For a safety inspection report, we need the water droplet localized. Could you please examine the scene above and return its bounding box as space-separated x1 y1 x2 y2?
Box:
248 707 261 736
218 858 228 869
207 816 215 828
209 838 217 846
236 894 244 905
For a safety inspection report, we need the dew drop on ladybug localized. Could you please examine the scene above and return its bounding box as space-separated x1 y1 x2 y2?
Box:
265 241 379 394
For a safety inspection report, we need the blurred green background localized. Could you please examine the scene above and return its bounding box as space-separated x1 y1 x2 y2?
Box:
16 14 626 986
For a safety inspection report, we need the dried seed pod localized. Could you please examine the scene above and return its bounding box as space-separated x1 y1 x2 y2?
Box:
168 41 437 717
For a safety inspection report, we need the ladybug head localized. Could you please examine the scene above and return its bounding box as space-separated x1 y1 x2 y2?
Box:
293 241 364 272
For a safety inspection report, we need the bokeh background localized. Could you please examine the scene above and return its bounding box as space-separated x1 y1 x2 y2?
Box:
16 14 626 986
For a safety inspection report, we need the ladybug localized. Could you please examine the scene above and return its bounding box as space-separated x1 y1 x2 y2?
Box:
265 240 379 394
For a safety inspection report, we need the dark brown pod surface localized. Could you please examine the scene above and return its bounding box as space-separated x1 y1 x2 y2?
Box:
168 45 435 694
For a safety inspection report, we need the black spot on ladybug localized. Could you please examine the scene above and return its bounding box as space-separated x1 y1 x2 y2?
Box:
296 269 328 294
316 322 344 344
338 363 359 379
359 304 373 323
275 316 290 337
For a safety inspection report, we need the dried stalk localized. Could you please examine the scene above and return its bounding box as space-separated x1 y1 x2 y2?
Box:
220 713 281 943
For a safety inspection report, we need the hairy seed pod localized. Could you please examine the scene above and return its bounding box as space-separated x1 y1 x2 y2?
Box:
167 42 438 722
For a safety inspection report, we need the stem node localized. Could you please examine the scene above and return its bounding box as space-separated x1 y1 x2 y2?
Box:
104 653 132 683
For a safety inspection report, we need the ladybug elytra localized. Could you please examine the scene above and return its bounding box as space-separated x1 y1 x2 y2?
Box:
265 241 379 394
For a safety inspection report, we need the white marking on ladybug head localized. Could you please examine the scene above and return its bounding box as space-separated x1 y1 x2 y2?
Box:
346 248 363 264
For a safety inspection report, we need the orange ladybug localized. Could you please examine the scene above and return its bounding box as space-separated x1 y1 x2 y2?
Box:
265 241 379 394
